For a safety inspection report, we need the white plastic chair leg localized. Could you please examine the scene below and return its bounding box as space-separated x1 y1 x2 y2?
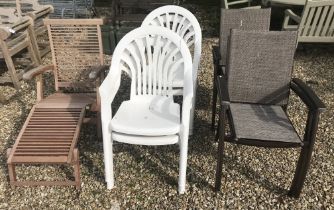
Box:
103 128 114 189
189 96 196 135
189 82 197 135
178 137 188 194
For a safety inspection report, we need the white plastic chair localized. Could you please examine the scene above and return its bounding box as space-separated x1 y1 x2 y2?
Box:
99 26 193 194
141 5 202 135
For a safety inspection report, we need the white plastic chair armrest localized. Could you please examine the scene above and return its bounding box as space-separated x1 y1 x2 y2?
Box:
99 67 122 125
181 69 194 128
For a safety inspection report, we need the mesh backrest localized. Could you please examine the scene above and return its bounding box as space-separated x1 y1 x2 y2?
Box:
227 30 297 105
220 8 271 65
45 19 104 92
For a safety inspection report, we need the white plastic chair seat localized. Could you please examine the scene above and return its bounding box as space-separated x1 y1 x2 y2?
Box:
110 95 180 136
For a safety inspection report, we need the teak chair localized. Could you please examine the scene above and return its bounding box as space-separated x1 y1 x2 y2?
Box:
17 0 54 57
214 30 326 198
0 8 40 89
142 5 202 134
0 0 53 58
7 19 106 188
282 0 334 44
100 26 193 194
211 8 271 130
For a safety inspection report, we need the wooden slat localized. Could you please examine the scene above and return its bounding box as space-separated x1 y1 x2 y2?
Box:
17 145 70 148
11 156 68 163
315 6 329 36
309 6 322 36
302 7 315 36
44 18 104 25
14 152 68 155
321 6 334 36
18 142 71 145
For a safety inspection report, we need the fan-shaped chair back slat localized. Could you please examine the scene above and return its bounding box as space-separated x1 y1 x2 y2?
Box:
118 32 186 97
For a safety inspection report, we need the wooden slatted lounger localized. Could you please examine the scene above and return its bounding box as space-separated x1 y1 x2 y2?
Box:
6 19 106 189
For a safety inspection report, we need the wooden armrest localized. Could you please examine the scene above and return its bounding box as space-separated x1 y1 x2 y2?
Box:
285 9 301 23
23 65 54 80
0 15 32 40
89 65 110 79
0 27 12 40
26 5 54 20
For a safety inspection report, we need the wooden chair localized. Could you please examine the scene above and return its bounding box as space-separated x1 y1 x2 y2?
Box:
100 26 193 194
7 19 107 188
211 8 271 130
282 0 334 43
0 8 40 89
17 0 54 57
0 0 53 58
214 30 326 198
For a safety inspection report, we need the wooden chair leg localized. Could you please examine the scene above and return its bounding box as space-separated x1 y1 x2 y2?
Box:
8 164 17 184
1 46 20 89
73 148 81 190
97 111 102 140
27 28 42 64
6 148 12 158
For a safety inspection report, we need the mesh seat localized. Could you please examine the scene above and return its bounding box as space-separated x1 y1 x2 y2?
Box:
230 103 301 144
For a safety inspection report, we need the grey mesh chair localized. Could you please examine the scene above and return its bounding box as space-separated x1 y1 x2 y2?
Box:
211 8 271 130
214 30 326 198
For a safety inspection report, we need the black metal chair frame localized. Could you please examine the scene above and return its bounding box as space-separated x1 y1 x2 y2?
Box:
214 31 326 198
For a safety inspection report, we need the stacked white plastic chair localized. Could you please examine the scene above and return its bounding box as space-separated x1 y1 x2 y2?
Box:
142 5 202 134
99 26 193 193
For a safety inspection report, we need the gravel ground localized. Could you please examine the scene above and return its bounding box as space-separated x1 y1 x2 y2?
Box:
1 5 334 210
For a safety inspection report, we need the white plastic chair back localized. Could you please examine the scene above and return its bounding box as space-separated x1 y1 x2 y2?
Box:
100 26 193 104
141 5 202 86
